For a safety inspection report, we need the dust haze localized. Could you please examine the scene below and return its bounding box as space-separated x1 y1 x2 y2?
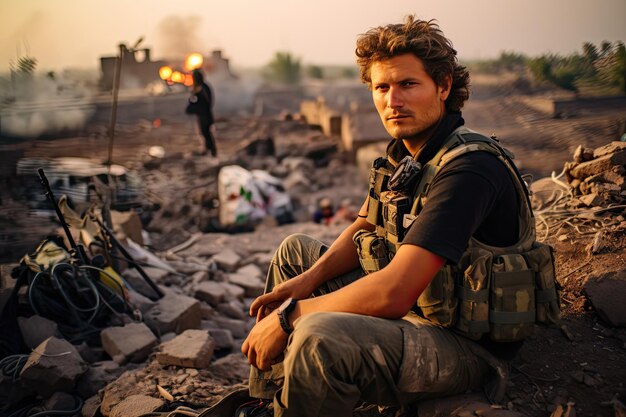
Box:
156 15 205 59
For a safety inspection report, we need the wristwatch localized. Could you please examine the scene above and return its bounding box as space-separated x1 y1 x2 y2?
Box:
277 297 298 335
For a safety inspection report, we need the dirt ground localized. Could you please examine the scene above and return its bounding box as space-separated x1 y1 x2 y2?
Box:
1 85 625 416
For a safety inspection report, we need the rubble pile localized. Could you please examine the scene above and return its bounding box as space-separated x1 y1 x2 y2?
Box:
0 202 349 417
564 141 626 208
140 120 363 251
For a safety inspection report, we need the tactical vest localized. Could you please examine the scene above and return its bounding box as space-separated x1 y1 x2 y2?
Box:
354 127 560 342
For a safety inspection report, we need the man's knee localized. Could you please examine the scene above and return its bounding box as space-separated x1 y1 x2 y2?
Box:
273 233 320 264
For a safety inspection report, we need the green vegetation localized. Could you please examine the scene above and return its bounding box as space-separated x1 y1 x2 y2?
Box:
265 52 302 85
306 65 324 80
470 41 626 96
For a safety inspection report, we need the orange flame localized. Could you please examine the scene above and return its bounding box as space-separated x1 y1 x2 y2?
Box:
170 71 185 83
183 73 194 87
159 66 173 80
184 53 203 71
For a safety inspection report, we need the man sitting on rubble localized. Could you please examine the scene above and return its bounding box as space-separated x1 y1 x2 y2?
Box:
239 15 558 417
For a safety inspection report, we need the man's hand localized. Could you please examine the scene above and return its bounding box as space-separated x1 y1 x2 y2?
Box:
250 274 314 322
241 311 289 371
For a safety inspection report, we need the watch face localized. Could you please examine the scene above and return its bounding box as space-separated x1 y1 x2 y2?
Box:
278 297 293 313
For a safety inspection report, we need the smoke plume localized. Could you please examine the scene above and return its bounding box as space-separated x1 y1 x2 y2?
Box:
156 15 204 60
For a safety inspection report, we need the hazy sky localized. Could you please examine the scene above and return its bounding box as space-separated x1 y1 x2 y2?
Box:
1 0 625 73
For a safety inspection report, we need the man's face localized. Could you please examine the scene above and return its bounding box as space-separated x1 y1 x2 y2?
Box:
370 54 450 141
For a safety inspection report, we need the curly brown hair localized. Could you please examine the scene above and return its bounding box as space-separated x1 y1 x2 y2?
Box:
355 15 470 112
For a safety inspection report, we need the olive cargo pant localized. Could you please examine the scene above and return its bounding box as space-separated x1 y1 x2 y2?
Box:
249 234 499 417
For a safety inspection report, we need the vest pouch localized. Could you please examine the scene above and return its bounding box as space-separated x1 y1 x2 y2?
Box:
379 191 411 244
353 229 391 274
417 265 457 327
489 254 535 341
523 242 560 325
454 247 492 340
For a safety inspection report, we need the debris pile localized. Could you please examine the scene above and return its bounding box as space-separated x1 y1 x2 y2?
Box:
531 141 626 242
564 141 626 208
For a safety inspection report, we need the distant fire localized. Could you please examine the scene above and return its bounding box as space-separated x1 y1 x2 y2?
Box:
159 66 173 80
184 53 203 71
158 53 203 86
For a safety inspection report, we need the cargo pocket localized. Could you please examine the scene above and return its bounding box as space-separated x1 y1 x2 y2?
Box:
524 242 560 325
397 324 441 393
353 229 390 274
490 254 535 341
454 248 492 340
417 266 457 327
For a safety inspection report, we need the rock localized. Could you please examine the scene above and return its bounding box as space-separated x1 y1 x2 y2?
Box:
82 395 101 417
222 282 246 300
122 267 170 299
192 270 209 284
17 315 59 350
195 281 229 306
246 252 273 274
127 289 156 313
212 317 248 339
167 260 208 275
417 392 526 416
156 329 215 368
584 272 626 327
212 249 242 272
227 273 265 297
101 322 158 364
20 337 88 397
207 328 235 350
76 361 121 398
593 141 626 159
144 292 202 335
579 193 602 207
283 170 313 194
109 394 164 417
217 300 247 320
570 150 626 179
236 263 264 280
44 392 80 413
588 230 608 255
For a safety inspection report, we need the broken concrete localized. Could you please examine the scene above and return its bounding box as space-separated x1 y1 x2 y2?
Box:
101 322 158 364
584 271 626 327
227 272 265 297
194 280 229 306
144 292 202 335
212 249 241 272
20 337 88 397
156 329 215 368
570 150 626 179
109 394 164 417
17 315 59 350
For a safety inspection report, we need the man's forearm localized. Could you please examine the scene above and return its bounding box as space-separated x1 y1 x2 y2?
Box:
301 217 373 289
291 244 446 323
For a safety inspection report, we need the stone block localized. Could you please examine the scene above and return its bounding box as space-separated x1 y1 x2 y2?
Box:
101 322 158 364
76 361 121 398
247 252 274 273
207 328 235 350
192 270 209 284
593 141 626 159
584 271 626 327
236 263 264 280
122 267 170 299
570 150 626 179
217 300 247 320
156 329 215 368
109 394 164 417
20 337 88 397
144 292 202 335
167 260 208 275
579 193 603 207
213 317 248 339
18 315 59 350
222 282 246 300
195 281 229 306
212 249 241 272
227 273 265 298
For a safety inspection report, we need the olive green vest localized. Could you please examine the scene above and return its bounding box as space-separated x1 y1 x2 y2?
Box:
354 127 560 342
